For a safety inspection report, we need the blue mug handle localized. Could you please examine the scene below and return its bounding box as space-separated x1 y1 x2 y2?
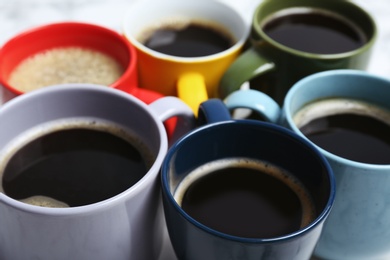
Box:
224 89 281 123
197 98 232 125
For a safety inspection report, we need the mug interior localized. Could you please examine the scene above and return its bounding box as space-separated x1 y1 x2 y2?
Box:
0 84 166 210
285 70 390 165
253 0 376 57
162 120 334 241
122 0 249 61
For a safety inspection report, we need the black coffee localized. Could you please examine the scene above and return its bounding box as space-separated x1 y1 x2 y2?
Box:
300 113 390 164
142 21 234 57
262 8 367 54
1 126 151 207
175 158 315 238
295 98 390 164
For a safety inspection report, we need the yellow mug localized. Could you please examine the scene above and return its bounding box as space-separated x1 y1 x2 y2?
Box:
122 0 249 115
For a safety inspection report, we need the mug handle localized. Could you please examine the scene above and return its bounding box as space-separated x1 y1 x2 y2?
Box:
148 96 196 146
197 98 232 125
224 89 281 123
132 87 179 138
177 72 209 116
218 46 275 99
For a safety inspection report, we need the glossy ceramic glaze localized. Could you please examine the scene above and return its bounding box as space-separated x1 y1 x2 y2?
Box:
0 84 194 259
161 99 335 260
219 0 377 105
225 70 390 259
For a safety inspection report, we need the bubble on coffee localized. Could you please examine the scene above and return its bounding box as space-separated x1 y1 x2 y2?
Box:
173 157 316 238
0 117 155 207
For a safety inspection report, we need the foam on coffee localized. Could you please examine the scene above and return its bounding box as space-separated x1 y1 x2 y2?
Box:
173 157 316 230
0 117 155 208
20 195 70 208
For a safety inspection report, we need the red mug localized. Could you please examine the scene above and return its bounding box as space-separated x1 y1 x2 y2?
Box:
0 22 175 135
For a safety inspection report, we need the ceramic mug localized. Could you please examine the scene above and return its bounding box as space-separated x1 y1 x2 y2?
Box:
161 99 335 260
122 0 249 115
219 0 377 105
0 84 194 260
0 22 164 105
225 70 390 259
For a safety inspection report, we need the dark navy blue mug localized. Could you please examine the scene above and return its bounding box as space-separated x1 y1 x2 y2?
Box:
161 99 335 260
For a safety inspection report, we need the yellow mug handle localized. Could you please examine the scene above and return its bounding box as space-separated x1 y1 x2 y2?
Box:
177 72 208 116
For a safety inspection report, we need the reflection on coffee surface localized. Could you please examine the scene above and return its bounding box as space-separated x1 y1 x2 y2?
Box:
262 7 367 54
294 98 390 164
138 19 235 57
174 158 315 238
0 119 154 207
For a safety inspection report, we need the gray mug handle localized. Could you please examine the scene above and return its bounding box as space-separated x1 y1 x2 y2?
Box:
148 96 195 146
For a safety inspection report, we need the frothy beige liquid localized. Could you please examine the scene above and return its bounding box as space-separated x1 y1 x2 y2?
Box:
9 47 124 93
20 195 70 208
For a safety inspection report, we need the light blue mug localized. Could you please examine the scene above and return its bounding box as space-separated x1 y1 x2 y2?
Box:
224 69 390 260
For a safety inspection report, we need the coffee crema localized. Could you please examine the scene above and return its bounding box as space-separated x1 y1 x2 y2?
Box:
9 47 124 93
173 157 316 238
262 7 367 54
294 98 390 164
0 118 154 208
138 18 235 57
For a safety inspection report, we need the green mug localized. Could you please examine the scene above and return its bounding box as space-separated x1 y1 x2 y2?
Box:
219 0 377 105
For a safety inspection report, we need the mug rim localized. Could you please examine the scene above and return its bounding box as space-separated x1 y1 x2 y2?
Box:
285 69 390 170
0 21 138 96
161 119 335 243
0 84 168 215
252 0 377 60
122 0 250 63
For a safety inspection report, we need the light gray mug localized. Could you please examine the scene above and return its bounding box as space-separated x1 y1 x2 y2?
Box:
0 84 194 260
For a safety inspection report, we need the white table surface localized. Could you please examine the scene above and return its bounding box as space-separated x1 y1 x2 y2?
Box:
0 0 388 259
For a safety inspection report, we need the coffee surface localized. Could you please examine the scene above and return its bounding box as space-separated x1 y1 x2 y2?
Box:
262 8 367 54
295 98 390 164
142 21 234 57
300 113 390 164
1 125 151 207
174 158 315 238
